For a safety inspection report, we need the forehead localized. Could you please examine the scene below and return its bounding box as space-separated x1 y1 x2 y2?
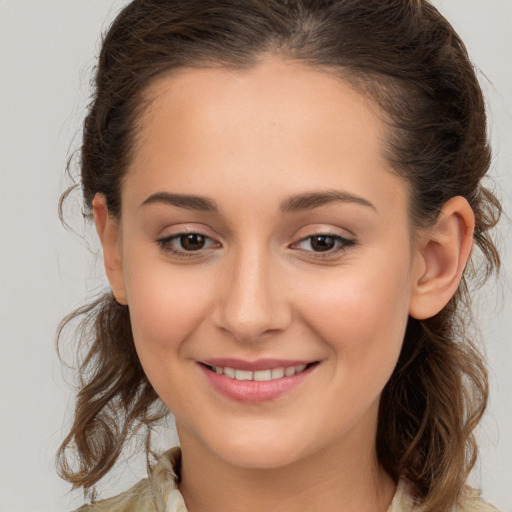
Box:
137 58 385 154
124 58 408 221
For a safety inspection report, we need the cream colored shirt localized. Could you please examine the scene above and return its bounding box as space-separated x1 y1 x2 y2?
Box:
74 447 498 512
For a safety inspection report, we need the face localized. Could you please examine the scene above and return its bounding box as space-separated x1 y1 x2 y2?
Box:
104 59 423 470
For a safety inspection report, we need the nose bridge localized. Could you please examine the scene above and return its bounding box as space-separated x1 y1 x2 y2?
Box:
215 241 290 342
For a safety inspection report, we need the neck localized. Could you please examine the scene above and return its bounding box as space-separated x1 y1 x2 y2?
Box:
177 425 396 512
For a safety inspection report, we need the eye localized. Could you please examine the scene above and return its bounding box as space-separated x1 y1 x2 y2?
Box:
177 233 208 251
293 234 355 254
156 232 220 256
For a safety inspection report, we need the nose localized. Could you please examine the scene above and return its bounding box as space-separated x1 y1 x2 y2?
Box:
213 245 292 343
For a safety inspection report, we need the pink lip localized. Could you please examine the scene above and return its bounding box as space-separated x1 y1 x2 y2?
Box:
198 360 318 403
201 358 312 371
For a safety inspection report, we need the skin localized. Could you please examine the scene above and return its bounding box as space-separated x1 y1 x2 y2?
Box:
94 58 474 512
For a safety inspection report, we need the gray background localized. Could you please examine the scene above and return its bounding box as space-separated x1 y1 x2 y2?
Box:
0 1 510 511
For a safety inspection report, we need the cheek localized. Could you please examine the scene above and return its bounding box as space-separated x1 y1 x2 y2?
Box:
123 256 216 358
295 256 412 378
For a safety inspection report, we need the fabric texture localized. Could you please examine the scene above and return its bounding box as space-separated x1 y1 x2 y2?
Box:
73 447 498 512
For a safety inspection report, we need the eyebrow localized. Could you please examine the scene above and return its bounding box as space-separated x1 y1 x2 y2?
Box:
281 190 377 213
141 192 218 212
140 189 376 213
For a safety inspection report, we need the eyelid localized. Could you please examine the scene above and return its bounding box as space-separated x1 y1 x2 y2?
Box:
289 228 357 259
291 233 354 248
156 226 222 258
290 224 355 243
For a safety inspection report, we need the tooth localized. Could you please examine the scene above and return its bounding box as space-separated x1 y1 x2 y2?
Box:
271 367 285 379
235 369 253 381
224 367 236 378
284 366 296 377
254 369 272 381
218 365 308 381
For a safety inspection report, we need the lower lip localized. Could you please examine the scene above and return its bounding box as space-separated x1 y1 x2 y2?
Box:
199 364 316 403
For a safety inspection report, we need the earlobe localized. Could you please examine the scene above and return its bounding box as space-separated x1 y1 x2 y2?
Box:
409 196 474 320
92 194 128 305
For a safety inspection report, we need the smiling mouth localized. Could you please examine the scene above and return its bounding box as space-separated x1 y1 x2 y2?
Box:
199 360 320 402
202 362 318 382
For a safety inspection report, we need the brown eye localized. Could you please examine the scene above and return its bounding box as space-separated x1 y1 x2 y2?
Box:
156 231 220 256
293 233 356 256
310 235 336 252
180 233 206 251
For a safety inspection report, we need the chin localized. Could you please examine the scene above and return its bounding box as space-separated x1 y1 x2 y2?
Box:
200 419 328 471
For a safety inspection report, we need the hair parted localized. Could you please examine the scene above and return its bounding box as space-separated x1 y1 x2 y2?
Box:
57 1 501 510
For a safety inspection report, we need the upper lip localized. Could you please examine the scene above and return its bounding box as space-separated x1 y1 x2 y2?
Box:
200 358 316 372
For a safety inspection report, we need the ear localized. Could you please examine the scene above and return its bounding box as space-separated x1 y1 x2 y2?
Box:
92 194 127 305
409 196 475 320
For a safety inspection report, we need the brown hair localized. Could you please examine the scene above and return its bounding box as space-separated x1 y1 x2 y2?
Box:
57 1 501 510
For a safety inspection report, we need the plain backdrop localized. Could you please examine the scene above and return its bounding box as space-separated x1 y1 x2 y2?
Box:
0 1 511 511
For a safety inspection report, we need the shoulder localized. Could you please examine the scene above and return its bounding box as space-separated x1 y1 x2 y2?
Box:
389 481 500 512
71 478 155 512
72 447 186 512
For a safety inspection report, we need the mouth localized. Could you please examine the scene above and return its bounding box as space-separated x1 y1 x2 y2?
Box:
198 359 320 403
201 362 317 381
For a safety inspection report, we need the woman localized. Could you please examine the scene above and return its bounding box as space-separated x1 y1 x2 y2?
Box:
57 1 502 511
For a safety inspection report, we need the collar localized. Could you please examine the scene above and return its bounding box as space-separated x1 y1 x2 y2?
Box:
149 447 187 512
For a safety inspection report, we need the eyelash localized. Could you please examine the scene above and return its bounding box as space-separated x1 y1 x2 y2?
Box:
156 232 220 259
292 233 356 258
156 232 356 259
